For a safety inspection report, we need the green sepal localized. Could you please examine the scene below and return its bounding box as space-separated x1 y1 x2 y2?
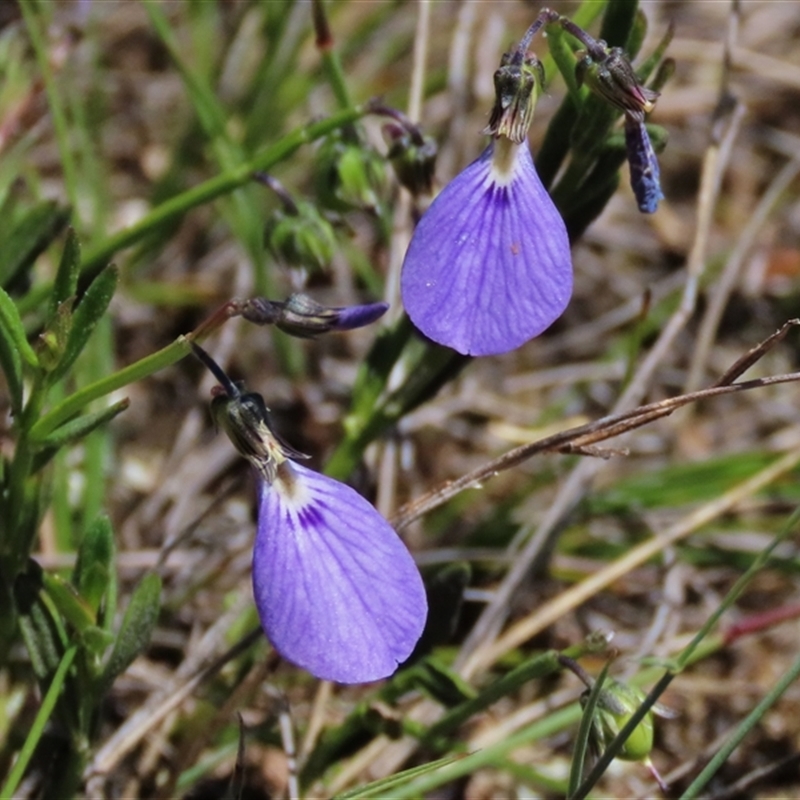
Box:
0 200 71 290
72 515 116 622
38 302 73 372
100 572 161 690
265 200 337 273
0 285 40 369
315 134 386 213
47 228 81 321
30 397 130 456
49 265 118 384
41 572 112 655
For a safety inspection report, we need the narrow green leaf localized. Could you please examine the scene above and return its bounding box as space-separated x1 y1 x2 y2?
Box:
47 227 81 320
625 8 648 61
0 646 77 800
0 285 39 368
0 322 23 413
42 572 96 635
30 397 129 453
567 663 609 798
49 265 118 383
681 650 800 800
598 0 639 49
334 753 462 800
30 335 191 441
101 572 161 689
423 650 563 747
72 515 116 619
0 200 71 289
15 568 65 679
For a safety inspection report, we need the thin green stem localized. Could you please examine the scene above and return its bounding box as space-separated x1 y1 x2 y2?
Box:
30 336 193 442
676 503 800 671
1 646 78 799
19 0 80 210
573 503 800 799
312 0 352 111
78 104 367 282
680 650 800 800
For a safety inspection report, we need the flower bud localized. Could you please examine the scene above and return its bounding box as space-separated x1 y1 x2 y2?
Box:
484 52 544 144
583 679 654 762
382 122 437 197
264 200 337 273
575 46 659 120
624 115 664 214
240 293 388 338
315 134 387 212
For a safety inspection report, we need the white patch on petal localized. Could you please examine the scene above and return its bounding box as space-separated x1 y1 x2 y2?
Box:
272 461 309 506
488 138 523 187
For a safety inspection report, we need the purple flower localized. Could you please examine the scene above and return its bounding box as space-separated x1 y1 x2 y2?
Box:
254 461 427 683
400 138 572 356
400 20 572 357
190 342 427 683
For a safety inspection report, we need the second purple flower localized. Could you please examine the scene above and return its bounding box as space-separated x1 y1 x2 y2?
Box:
401 20 573 357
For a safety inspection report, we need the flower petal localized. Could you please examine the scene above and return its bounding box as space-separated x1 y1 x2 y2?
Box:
252 462 427 683
401 141 572 356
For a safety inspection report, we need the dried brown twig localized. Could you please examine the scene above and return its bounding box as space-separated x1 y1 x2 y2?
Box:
392 320 800 531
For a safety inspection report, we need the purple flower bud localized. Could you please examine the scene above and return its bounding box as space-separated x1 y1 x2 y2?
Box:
254 461 427 683
240 294 388 338
400 139 572 356
624 114 663 214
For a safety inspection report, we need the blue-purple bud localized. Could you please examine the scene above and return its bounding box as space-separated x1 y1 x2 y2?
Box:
624 115 664 214
240 294 388 338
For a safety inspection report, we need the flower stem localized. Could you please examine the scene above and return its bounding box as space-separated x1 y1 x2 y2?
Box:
79 104 367 284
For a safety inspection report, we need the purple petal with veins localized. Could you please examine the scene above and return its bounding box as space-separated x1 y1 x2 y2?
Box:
401 140 572 356
252 462 427 683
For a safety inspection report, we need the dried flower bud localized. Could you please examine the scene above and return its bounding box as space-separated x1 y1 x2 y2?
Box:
382 122 438 197
485 52 544 144
240 294 388 338
210 390 285 482
575 46 659 120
